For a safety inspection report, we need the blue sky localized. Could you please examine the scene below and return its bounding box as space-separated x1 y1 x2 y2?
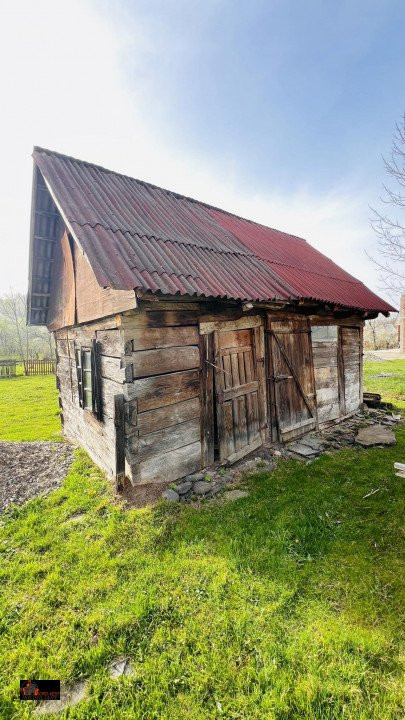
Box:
0 0 404 303
112 0 404 192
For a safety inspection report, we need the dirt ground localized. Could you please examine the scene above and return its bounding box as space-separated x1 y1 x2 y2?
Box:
0 441 74 513
364 348 403 361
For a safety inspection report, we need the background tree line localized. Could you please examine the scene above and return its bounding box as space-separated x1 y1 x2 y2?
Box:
0 291 54 371
363 313 399 350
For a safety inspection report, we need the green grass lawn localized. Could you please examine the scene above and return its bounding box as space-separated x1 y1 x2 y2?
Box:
0 375 61 441
363 359 405 411
0 433 404 719
0 362 403 718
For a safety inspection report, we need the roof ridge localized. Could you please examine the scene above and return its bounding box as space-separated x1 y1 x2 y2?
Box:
32 146 308 243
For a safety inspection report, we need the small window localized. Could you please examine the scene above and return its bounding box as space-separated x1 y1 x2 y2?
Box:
311 325 338 342
74 341 103 420
82 349 93 410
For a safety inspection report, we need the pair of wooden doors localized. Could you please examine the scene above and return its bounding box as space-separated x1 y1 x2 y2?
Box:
209 316 318 459
208 317 361 456
212 323 266 463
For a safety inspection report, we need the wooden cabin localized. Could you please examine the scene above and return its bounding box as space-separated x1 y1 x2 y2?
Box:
27 147 395 487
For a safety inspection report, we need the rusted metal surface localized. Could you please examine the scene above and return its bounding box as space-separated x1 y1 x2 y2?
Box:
31 147 395 313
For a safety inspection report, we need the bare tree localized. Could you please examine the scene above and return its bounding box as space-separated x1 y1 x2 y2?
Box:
369 115 405 298
364 313 399 350
0 291 54 369
0 291 28 372
367 318 378 350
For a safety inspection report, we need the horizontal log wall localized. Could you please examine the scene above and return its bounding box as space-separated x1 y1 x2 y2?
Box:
341 326 362 414
311 339 340 423
121 310 203 484
310 318 364 427
55 316 124 476
53 304 366 486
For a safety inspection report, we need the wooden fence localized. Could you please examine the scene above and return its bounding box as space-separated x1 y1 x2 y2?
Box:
25 358 56 376
0 359 17 378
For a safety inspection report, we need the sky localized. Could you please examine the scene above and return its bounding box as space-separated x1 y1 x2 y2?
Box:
0 0 404 306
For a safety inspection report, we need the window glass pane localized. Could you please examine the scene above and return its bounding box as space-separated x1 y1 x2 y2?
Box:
312 325 337 342
83 369 92 391
84 389 93 409
82 350 92 369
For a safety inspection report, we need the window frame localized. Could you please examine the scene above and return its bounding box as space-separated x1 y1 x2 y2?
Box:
74 340 103 420
81 347 93 410
311 325 338 343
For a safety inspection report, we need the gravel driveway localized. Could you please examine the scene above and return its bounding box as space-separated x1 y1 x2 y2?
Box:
0 441 75 513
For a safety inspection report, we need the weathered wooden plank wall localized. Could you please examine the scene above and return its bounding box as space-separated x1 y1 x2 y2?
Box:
121 310 203 484
310 318 364 426
311 337 340 423
53 304 366 487
55 316 124 477
341 326 362 414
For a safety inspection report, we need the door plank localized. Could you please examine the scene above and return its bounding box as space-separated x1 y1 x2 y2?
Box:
200 333 215 467
230 352 241 387
219 328 252 349
220 381 259 402
223 402 235 456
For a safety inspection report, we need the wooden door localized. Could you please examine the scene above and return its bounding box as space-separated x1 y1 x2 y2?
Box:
214 325 265 462
267 316 317 441
340 327 361 414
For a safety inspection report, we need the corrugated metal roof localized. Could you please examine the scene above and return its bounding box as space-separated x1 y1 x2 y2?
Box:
31 147 395 313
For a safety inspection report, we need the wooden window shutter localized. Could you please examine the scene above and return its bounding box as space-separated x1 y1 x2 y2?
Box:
91 339 103 421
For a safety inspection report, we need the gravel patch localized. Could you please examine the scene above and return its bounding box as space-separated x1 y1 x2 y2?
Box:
0 441 75 513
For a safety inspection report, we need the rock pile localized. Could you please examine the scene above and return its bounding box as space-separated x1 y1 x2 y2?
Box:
161 459 273 503
286 407 401 459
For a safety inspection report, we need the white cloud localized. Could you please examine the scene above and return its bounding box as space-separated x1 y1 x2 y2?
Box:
0 0 389 306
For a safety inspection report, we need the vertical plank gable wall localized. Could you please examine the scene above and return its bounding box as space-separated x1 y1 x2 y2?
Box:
121 310 202 484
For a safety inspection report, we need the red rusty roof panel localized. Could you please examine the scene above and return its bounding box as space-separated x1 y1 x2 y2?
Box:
32 147 395 313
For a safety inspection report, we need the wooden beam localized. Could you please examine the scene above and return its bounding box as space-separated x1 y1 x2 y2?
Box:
200 332 215 467
114 394 125 491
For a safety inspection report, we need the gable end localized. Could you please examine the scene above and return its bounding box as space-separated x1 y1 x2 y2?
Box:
27 167 62 325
